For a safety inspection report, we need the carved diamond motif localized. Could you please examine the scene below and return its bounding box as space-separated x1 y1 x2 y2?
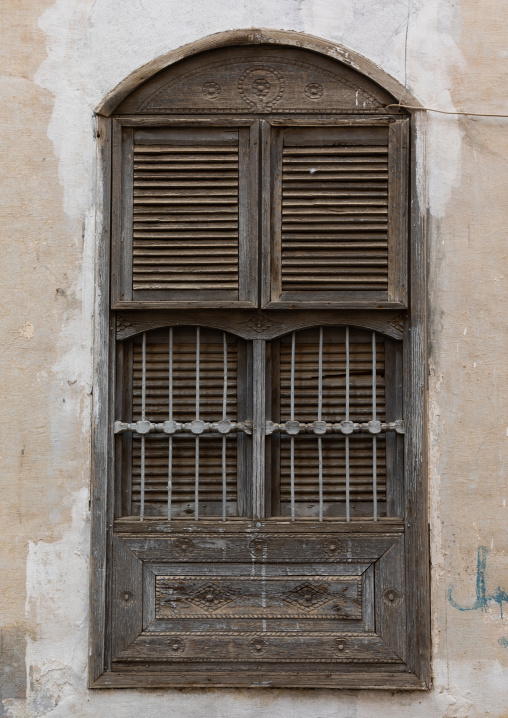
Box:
190 583 237 612
243 313 275 333
283 582 330 611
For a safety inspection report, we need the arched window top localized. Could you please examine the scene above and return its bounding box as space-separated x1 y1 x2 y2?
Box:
114 43 406 117
90 32 429 691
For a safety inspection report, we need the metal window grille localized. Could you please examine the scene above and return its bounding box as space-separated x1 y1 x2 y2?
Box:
115 325 403 521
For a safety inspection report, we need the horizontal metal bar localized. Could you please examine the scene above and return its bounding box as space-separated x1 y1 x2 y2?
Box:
114 419 252 436
265 419 404 436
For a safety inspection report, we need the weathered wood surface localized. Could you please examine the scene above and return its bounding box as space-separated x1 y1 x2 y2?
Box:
114 517 405 533
88 114 112 686
90 40 429 691
112 114 408 310
118 532 400 564
387 119 409 304
272 125 393 305
115 309 406 341
111 536 143 656
252 339 266 519
115 631 401 664
375 534 406 662
154 574 362 619
92 670 426 690
114 45 397 116
122 533 398 561
403 117 430 687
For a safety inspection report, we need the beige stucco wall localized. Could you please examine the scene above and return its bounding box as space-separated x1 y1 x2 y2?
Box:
1 1 508 716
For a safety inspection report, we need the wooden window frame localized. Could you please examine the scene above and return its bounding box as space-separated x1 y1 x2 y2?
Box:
90 48 429 690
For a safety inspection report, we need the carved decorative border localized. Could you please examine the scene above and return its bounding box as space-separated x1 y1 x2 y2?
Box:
138 56 382 113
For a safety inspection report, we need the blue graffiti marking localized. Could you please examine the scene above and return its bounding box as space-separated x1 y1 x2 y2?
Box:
499 637 508 648
448 546 508 618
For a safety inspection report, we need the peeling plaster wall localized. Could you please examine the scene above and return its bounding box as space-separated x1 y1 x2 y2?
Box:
1 1 507 716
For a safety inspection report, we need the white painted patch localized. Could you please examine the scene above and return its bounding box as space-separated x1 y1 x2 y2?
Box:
18 322 35 340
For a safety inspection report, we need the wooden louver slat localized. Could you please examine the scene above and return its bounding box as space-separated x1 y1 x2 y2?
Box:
281 143 389 292
132 140 240 292
130 328 239 516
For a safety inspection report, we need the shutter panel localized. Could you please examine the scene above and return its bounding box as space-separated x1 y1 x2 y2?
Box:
272 327 388 517
133 144 239 292
112 125 258 308
265 121 408 308
127 327 242 518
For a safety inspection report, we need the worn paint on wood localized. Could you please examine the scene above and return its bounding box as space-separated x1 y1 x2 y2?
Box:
1 2 508 717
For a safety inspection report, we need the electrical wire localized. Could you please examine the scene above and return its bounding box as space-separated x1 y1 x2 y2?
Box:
385 103 508 118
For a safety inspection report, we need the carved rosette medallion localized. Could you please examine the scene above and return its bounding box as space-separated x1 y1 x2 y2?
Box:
334 638 348 653
249 537 267 554
238 65 285 112
323 538 342 556
249 637 268 655
202 81 221 99
172 537 194 556
383 588 401 606
305 82 324 99
170 638 185 653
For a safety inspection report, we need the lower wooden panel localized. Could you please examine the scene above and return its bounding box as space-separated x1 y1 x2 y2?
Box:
93 671 426 690
116 631 402 664
108 528 410 687
155 574 361 620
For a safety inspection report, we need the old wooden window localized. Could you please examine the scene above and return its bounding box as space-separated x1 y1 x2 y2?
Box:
90 41 429 689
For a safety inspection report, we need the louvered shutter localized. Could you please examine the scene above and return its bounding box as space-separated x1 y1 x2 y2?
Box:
111 124 258 308
275 327 387 517
264 121 408 308
116 326 252 519
130 328 241 517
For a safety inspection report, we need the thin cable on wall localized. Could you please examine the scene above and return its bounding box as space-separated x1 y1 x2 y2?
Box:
385 103 508 118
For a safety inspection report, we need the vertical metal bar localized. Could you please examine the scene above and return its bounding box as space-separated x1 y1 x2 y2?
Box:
140 331 146 521
290 331 296 522
372 331 377 522
252 339 266 520
196 326 200 420
195 327 200 521
167 327 173 521
318 326 324 522
345 326 350 522
222 332 227 522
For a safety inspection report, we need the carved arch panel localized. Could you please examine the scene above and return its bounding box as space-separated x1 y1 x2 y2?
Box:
115 45 396 116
